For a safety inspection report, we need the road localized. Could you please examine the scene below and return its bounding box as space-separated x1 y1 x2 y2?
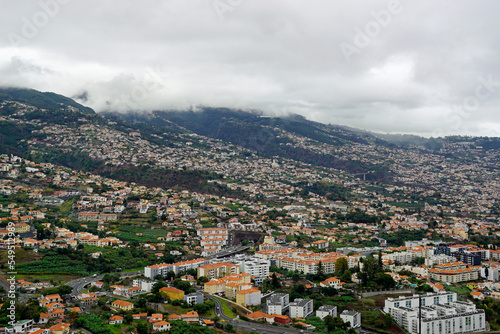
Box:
205 244 250 259
204 294 303 334
230 320 304 334
67 270 142 295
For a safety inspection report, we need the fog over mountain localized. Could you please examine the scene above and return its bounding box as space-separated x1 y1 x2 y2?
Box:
1 0 500 137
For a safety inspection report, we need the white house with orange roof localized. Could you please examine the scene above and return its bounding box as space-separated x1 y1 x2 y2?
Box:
320 277 342 289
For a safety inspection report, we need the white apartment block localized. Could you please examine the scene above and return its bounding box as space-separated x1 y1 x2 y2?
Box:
384 292 457 313
390 301 485 334
385 292 486 334
340 310 361 329
144 258 208 278
289 298 313 318
264 293 290 315
425 254 458 267
316 305 337 319
132 278 155 292
238 260 270 278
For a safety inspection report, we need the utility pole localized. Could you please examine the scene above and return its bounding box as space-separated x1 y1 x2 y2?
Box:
419 294 422 334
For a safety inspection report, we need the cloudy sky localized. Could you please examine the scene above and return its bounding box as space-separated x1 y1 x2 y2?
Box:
1 0 499 137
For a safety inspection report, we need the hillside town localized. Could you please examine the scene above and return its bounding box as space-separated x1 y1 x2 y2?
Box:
1 99 500 334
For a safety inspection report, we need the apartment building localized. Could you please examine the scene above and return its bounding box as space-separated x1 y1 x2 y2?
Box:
289 298 313 318
197 262 240 279
264 293 290 315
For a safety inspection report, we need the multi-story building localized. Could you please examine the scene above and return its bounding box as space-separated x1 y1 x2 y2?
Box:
389 299 485 334
204 279 226 295
316 305 337 319
340 310 361 329
289 298 313 318
144 258 208 278
429 267 479 283
238 260 270 279
236 288 261 306
264 293 290 315
132 278 155 293
456 250 482 266
197 262 240 279
224 282 252 299
159 287 184 300
384 292 457 313
183 292 204 305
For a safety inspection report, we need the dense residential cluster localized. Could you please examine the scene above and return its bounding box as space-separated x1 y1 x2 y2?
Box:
1 96 500 334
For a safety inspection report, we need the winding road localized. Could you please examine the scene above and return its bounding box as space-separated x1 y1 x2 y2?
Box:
67 270 142 295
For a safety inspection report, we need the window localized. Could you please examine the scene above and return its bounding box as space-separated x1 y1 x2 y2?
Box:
406 301 411 308
394 302 400 308
421 299 426 306
447 294 453 302
434 296 439 305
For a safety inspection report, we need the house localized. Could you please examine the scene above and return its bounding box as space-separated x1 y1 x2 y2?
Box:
203 319 215 326
48 323 71 334
149 313 163 323
111 300 134 311
168 314 181 321
38 313 49 324
160 287 184 300
27 329 49 334
71 307 83 314
316 305 337 319
181 311 199 323
273 314 291 325
5 320 33 333
39 294 62 306
91 281 104 289
133 313 148 320
247 311 275 324
340 310 361 329
49 308 65 319
152 321 171 332
236 288 262 306
109 315 124 324
471 291 484 300
183 292 204 305
289 298 313 318
320 277 341 289
428 282 445 293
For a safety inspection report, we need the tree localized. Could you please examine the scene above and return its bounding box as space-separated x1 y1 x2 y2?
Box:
340 270 352 283
271 273 281 289
378 249 383 270
375 274 396 289
198 276 209 284
335 258 349 275
57 285 73 295
124 313 133 324
136 321 150 334
152 281 167 293
316 261 326 281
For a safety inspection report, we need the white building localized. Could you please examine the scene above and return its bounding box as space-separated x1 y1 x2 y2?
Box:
425 254 457 267
386 292 486 334
132 278 155 293
144 258 208 278
289 298 313 318
384 292 457 313
316 305 337 319
238 259 270 279
264 293 289 315
340 310 361 329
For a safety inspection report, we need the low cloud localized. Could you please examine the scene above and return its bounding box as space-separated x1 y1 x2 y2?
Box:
1 0 500 137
